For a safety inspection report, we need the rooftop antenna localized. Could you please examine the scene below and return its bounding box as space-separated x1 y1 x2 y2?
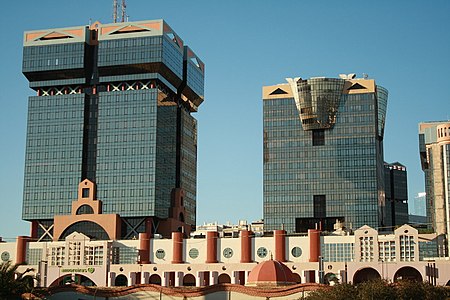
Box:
121 0 127 22
113 0 127 23
113 0 118 23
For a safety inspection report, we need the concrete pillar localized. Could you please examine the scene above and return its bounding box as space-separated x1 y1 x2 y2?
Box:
142 272 149 284
244 271 250 285
232 271 239 284
274 230 286 262
172 232 184 264
206 231 218 263
129 272 136 286
162 272 169 287
240 230 253 263
108 272 116 287
196 271 204 287
308 229 321 262
175 271 183 287
300 272 306 284
209 271 218 286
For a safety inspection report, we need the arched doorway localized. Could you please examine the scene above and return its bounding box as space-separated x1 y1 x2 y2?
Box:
353 267 381 284
51 274 96 287
218 273 231 284
292 273 301 284
394 267 422 282
115 274 128 286
76 274 96 286
149 274 161 285
324 272 339 285
49 275 72 287
183 274 196 286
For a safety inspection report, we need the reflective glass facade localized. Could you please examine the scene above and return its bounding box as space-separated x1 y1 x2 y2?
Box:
22 43 85 74
98 35 183 80
96 89 158 217
263 78 387 233
384 163 409 227
23 94 85 219
22 20 204 236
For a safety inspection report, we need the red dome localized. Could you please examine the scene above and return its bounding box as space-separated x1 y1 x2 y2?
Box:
246 260 296 287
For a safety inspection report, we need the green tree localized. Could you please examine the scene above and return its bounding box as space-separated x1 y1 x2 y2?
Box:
305 279 449 300
422 281 448 300
0 261 36 299
357 279 395 300
395 280 425 300
305 283 357 300
395 280 449 300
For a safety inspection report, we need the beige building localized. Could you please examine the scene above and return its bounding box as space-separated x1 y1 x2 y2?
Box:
2 223 449 290
419 121 450 238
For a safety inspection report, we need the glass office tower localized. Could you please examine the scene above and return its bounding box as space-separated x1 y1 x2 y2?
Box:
263 76 387 233
384 162 409 227
22 20 204 240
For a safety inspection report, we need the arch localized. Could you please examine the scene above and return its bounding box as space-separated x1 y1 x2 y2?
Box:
149 274 161 285
394 266 422 282
292 272 302 284
218 273 231 284
115 274 128 286
59 221 109 240
324 272 339 285
353 267 381 284
183 274 196 286
76 205 94 215
50 274 96 287
76 274 96 286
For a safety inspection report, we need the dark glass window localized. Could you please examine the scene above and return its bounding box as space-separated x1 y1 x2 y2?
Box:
76 205 94 215
313 195 326 218
59 221 109 240
312 129 325 146
82 188 90 198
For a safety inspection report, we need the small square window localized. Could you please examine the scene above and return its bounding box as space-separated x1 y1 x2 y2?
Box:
82 188 90 198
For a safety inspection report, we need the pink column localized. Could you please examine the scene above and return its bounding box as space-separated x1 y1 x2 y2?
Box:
274 230 286 262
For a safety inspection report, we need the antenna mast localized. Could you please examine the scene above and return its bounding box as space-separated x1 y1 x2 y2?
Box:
121 0 127 22
113 0 127 23
113 0 118 23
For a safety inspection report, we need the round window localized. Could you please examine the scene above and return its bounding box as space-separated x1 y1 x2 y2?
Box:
1 251 10 262
155 249 165 259
223 248 233 258
291 247 302 258
189 248 199 259
257 247 268 258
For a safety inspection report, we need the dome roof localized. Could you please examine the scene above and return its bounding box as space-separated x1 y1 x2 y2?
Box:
246 260 296 287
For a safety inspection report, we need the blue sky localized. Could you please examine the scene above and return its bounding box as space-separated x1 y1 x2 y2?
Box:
1 1 449 240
